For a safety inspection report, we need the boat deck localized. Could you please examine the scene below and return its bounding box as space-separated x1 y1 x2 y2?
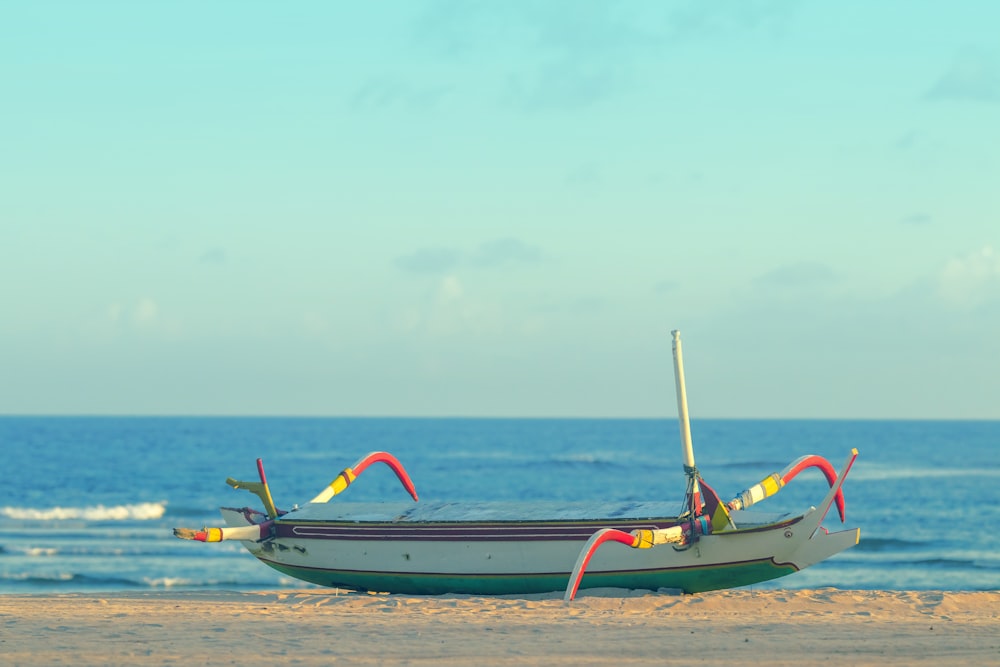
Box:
268 501 796 528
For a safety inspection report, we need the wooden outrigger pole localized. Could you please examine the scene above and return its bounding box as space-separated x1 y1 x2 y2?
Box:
672 330 701 517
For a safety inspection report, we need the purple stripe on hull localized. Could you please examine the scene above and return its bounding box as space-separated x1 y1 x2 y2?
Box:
278 519 684 542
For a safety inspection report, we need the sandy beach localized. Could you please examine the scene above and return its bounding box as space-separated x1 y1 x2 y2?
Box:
1 588 997 666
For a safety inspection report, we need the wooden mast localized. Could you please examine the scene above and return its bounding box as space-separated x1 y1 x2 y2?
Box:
671 330 701 516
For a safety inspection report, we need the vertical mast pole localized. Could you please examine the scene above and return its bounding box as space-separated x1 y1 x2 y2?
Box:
671 330 701 515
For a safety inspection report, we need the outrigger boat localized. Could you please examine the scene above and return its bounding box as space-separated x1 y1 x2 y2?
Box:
175 331 859 600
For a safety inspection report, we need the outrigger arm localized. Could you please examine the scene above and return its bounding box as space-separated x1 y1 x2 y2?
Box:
563 330 856 601
564 447 859 601
310 451 419 504
728 453 847 523
174 457 281 542
173 451 419 543
227 458 280 519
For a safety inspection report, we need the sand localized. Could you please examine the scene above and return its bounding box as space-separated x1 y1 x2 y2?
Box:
1 589 997 666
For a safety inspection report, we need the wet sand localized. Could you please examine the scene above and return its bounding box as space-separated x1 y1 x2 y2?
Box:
2 589 997 666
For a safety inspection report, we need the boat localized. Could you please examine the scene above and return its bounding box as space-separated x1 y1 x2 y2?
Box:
174 331 859 600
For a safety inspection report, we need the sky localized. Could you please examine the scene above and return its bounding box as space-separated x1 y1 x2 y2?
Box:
2 1 999 419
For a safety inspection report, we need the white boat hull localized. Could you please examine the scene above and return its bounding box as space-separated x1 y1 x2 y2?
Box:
221 497 859 595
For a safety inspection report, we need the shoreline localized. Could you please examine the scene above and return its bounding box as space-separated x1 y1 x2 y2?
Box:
2 589 998 666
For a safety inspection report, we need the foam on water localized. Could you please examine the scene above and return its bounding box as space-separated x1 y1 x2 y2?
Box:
2 502 167 521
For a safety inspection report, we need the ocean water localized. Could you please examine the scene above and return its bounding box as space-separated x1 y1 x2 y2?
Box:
1 417 997 594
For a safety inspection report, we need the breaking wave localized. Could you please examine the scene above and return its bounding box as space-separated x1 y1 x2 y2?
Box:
0 502 167 521
851 466 1000 481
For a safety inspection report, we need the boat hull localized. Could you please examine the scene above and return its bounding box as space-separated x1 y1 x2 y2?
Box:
222 502 859 595
258 552 801 595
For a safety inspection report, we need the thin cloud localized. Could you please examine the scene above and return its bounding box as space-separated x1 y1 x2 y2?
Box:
412 2 662 111
99 297 180 338
409 0 513 59
935 245 1000 309
565 164 602 188
394 247 461 274
925 49 1000 103
654 280 679 295
470 238 541 268
666 0 800 40
132 297 159 327
396 239 541 274
503 64 620 112
199 247 227 265
754 262 839 287
413 2 662 62
892 130 918 152
107 298 159 328
403 274 505 338
437 275 464 302
900 213 932 226
410 2 796 112
352 77 454 112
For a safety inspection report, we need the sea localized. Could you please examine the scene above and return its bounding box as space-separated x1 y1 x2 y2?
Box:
1 417 997 594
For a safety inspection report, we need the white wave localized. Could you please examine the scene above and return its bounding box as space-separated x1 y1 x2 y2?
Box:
550 452 617 465
23 547 59 557
143 577 192 588
0 571 74 582
850 467 1000 481
0 501 167 521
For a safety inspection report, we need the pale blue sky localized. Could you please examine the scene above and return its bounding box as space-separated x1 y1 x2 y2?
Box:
3 1 998 418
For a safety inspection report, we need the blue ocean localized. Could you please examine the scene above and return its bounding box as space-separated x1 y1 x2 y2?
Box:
1 418 997 593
